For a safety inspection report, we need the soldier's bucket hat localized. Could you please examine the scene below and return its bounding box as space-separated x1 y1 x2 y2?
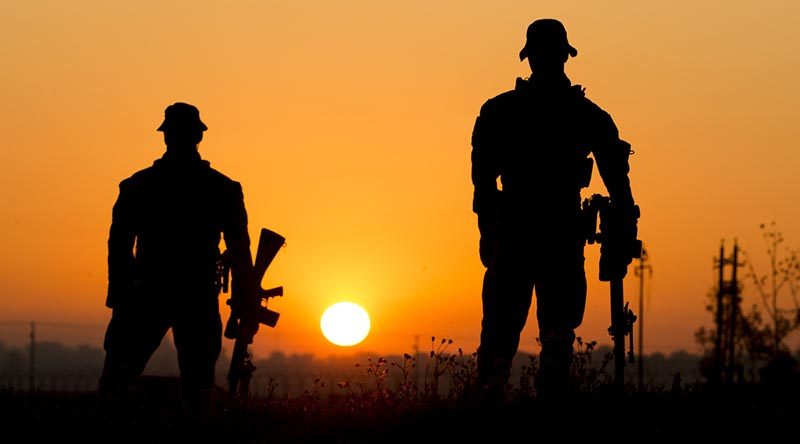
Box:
157 102 208 132
519 18 578 61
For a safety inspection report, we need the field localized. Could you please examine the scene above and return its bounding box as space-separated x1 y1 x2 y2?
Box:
2 343 798 443
2 383 798 442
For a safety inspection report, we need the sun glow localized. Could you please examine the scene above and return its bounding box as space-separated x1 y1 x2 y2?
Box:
320 302 371 346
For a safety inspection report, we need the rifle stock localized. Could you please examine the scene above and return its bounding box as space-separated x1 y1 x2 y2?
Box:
222 227 285 399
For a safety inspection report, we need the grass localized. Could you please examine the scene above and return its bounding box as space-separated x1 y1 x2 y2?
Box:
1 337 798 442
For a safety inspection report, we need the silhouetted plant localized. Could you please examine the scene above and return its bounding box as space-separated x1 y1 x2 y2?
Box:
364 357 389 393
515 354 538 398
279 376 326 416
348 358 390 398
743 222 800 359
336 380 354 397
325 335 631 414
390 353 417 400
446 348 478 399
696 267 768 383
696 222 800 383
302 377 325 401
423 336 452 398
265 377 278 401
571 337 612 392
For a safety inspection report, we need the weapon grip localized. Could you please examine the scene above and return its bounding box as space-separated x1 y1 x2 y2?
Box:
224 316 238 340
261 286 283 299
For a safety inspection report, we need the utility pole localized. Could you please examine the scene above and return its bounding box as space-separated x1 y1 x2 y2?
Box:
725 242 739 383
413 334 420 387
713 240 742 384
714 243 724 385
29 321 35 392
634 246 652 392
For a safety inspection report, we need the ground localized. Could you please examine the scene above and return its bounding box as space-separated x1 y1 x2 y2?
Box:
1 378 797 443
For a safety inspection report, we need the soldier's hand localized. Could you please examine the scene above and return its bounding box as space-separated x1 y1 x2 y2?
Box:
106 281 135 309
599 245 633 281
479 234 497 268
477 213 502 268
598 204 641 281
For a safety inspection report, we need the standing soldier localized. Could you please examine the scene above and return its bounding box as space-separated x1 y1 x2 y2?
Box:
471 19 638 399
99 102 254 412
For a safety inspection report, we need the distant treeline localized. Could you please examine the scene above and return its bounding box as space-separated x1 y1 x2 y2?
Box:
0 339 701 393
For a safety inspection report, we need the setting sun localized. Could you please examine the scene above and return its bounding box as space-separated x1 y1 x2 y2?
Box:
320 302 371 347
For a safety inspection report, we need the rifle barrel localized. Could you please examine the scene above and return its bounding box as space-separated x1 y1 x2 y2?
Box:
610 278 626 392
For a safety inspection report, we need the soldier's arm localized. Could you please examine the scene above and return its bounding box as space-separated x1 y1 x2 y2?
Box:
591 110 635 208
471 102 502 229
591 109 640 280
107 181 136 308
223 181 254 301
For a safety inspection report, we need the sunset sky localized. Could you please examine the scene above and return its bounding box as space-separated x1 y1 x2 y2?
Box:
1 1 799 360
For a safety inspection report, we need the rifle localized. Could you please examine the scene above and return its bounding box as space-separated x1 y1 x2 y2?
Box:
582 194 641 392
218 227 285 399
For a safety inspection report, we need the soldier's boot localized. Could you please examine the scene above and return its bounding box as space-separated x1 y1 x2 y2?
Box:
535 329 575 402
475 351 510 405
181 385 215 421
97 362 138 410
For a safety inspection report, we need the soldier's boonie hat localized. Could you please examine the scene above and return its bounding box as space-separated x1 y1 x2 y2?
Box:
519 19 578 61
156 102 208 132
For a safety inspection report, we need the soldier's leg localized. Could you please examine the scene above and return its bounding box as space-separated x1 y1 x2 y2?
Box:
534 243 587 398
99 305 171 398
172 296 222 408
477 259 535 396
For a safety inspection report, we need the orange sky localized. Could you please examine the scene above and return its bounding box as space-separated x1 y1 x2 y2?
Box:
1 1 799 359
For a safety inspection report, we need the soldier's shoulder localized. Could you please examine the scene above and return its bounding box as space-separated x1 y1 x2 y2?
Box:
479 86 525 117
119 165 158 190
574 85 613 118
204 164 239 184
483 85 525 107
204 165 244 195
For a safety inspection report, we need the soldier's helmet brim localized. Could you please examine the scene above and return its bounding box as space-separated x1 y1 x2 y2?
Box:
518 18 578 61
156 102 208 132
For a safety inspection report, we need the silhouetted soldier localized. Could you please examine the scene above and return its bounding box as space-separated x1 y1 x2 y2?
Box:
471 19 636 399
99 102 253 412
